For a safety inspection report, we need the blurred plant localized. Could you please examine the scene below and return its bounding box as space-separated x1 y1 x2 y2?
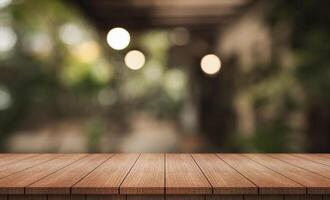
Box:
269 0 330 151
0 0 188 152
222 0 330 152
85 119 104 152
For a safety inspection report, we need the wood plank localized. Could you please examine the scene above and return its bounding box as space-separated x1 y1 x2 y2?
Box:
0 154 36 167
26 154 112 194
73 154 139 194
120 154 164 195
320 154 330 158
192 154 257 194
244 154 330 194
0 154 87 194
217 154 304 195
0 154 56 179
0 195 6 200
270 154 330 178
166 154 212 195
293 154 330 167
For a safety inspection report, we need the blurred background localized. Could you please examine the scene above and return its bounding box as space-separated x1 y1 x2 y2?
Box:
0 0 329 153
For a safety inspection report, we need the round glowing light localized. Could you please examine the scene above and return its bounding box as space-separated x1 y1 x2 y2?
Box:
0 26 16 52
71 40 100 63
200 54 221 75
106 27 130 50
0 87 11 110
25 32 53 57
59 23 84 45
124 50 145 70
0 0 11 9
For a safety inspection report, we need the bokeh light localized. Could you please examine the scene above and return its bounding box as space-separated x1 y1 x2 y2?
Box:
143 60 163 83
164 69 186 101
124 50 146 70
59 23 85 46
200 54 221 75
91 60 112 83
24 32 53 58
0 26 17 53
0 87 11 111
71 40 100 63
106 27 130 50
0 0 11 9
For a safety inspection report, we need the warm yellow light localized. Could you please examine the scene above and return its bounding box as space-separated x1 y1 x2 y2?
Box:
106 27 130 50
200 54 221 75
124 50 146 70
71 41 100 63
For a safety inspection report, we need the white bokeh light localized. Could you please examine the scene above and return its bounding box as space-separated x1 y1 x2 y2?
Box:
124 50 145 70
200 54 221 75
0 26 17 53
106 27 130 50
59 23 84 45
0 0 11 9
25 32 53 57
0 87 11 110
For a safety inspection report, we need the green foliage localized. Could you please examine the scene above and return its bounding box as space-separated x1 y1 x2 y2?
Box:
85 119 104 152
271 0 330 103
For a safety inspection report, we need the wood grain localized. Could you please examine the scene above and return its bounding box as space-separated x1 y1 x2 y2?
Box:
73 154 139 194
270 154 330 178
192 154 257 194
244 154 330 194
217 154 304 194
120 154 164 195
0 154 36 167
0 154 56 179
26 154 112 194
0 153 328 197
0 154 87 194
166 154 212 195
293 154 330 167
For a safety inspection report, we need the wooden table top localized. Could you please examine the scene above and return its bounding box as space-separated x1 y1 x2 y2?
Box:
0 153 329 197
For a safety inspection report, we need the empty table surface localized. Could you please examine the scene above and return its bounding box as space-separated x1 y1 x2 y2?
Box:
0 153 329 199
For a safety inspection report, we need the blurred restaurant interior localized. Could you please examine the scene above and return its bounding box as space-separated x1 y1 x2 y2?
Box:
0 0 329 153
